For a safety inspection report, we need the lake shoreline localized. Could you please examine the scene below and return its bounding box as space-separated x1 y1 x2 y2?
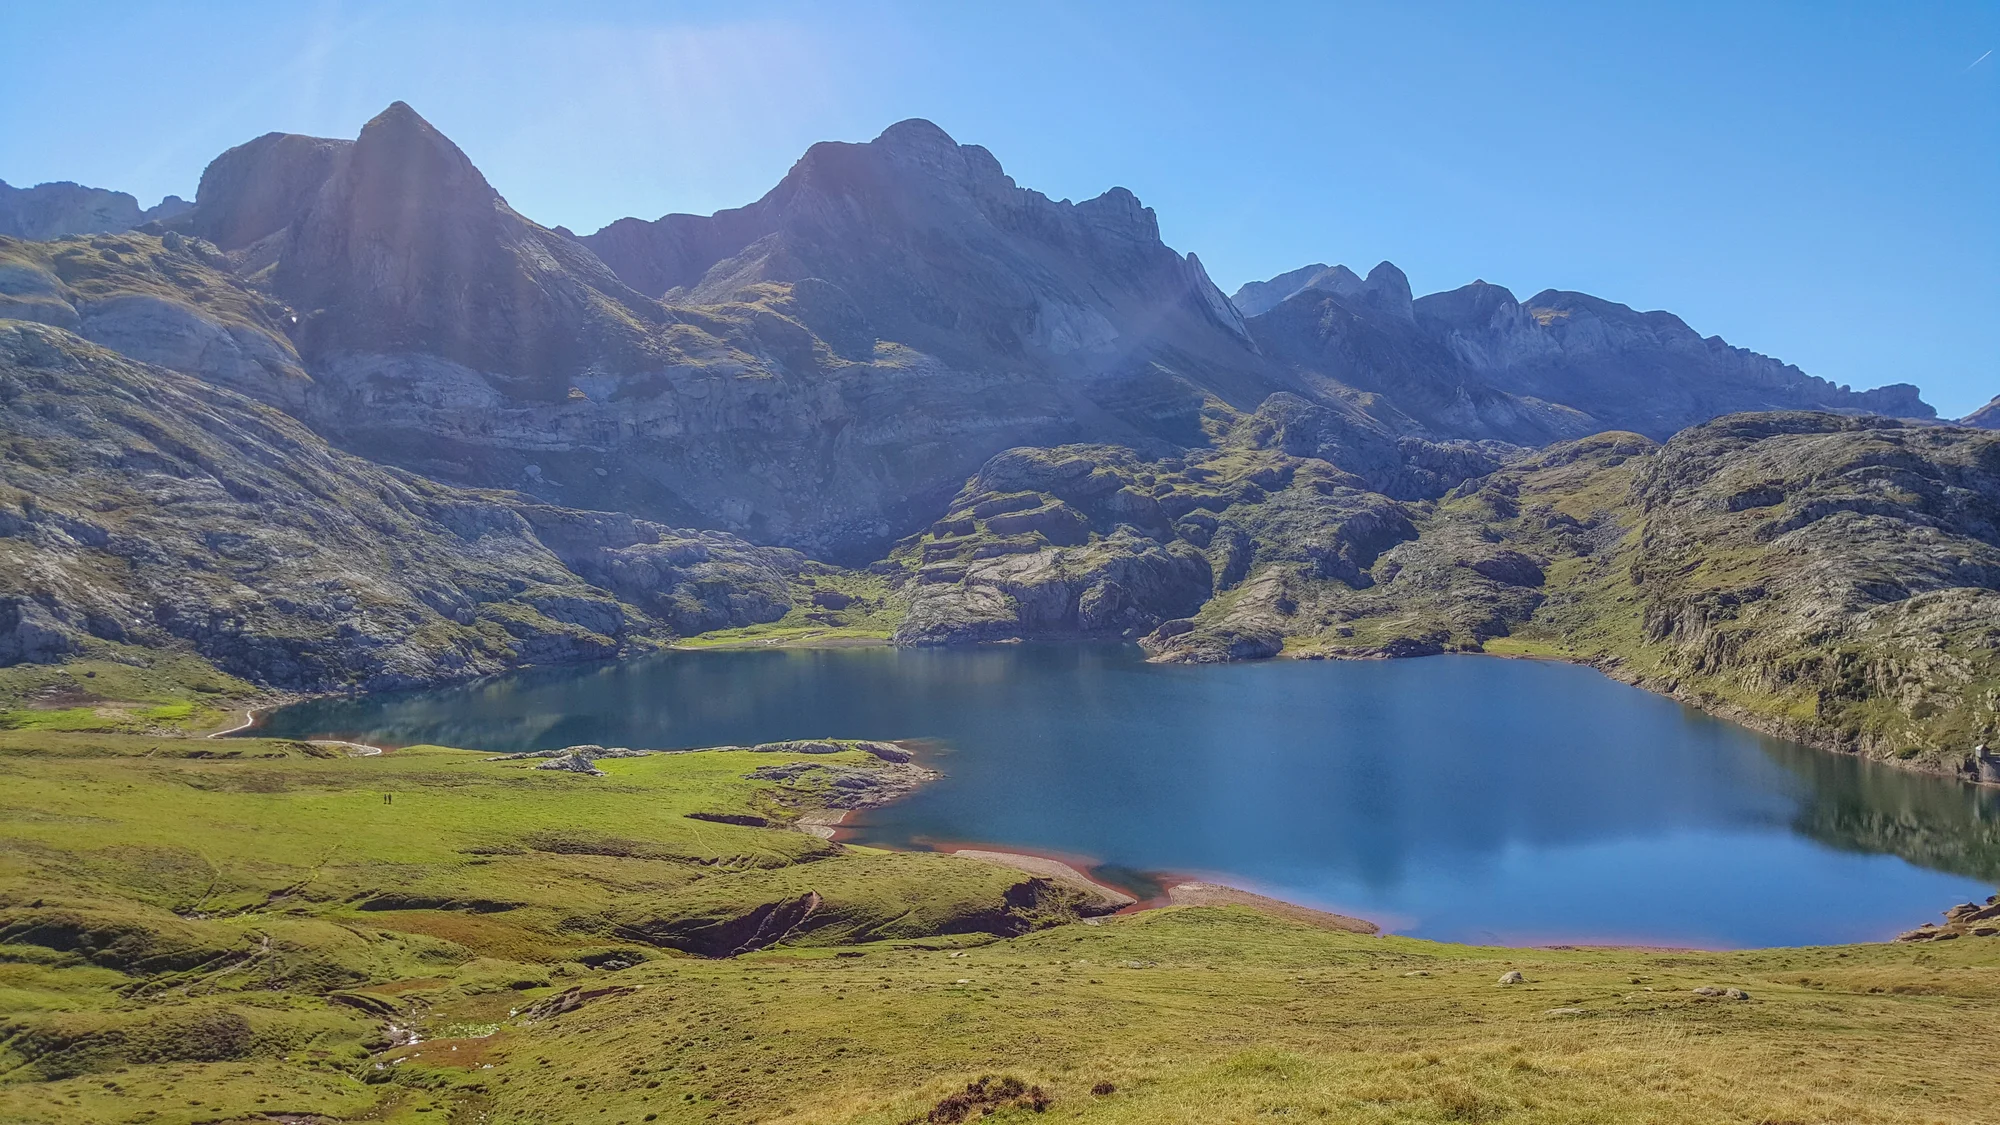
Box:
832 768 1750 949
705 630 1997 787
226 631 1992 789
234 643 1996 949
1278 644 1996 788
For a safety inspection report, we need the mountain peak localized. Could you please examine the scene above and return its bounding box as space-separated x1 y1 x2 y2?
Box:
1074 185 1160 242
191 130 352 249
1365 260 1406 287
873 117 960 153
1361 261 1414 321
275 101 652 382
842 117 1010 196
1232 262 1405 318
348 101 492 200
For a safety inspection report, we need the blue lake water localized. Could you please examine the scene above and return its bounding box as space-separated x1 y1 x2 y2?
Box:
255 644 2000 947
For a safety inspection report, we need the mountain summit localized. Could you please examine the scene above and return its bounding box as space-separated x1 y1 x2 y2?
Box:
582 117 1250 372
1231 261 1411 320
275 102 662 385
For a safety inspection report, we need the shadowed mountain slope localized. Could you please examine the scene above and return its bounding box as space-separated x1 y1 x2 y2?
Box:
112 108 1303 555
582 118 1254 378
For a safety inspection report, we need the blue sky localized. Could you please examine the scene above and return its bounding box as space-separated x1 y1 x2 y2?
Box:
4 2 1994 415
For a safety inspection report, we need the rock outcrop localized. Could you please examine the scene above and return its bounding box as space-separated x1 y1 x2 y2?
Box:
1897 895 2000 941
0 180 188 241
888 406 1498 646
1964 395 2000 430
0 232 310 409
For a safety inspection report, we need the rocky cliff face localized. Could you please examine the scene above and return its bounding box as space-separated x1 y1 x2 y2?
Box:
275 103 666 388
583 118 1254 378
0 321 802 690
188 131 351 252
0 180 188 241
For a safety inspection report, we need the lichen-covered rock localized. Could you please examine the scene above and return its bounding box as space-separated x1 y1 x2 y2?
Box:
895 535 1211 645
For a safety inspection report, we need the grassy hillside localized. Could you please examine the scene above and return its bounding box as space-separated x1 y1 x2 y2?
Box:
3 730 1996 1124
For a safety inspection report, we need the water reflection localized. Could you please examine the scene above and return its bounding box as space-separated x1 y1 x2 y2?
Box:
1766 736 2000 879
255 645 1998 946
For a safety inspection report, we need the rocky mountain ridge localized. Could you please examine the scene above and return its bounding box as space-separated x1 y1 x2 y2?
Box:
0 179 189 242
95 105 1312 557
1237 262 1934 442
581 117 1253 369
8 103 1936 553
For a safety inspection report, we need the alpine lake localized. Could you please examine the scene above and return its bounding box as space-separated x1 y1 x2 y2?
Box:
253 644 2000 948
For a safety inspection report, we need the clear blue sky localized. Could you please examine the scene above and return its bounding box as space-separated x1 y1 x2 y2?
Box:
4 1 1994 415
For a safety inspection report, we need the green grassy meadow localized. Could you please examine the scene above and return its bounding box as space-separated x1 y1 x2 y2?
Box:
1 730 1996 1124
